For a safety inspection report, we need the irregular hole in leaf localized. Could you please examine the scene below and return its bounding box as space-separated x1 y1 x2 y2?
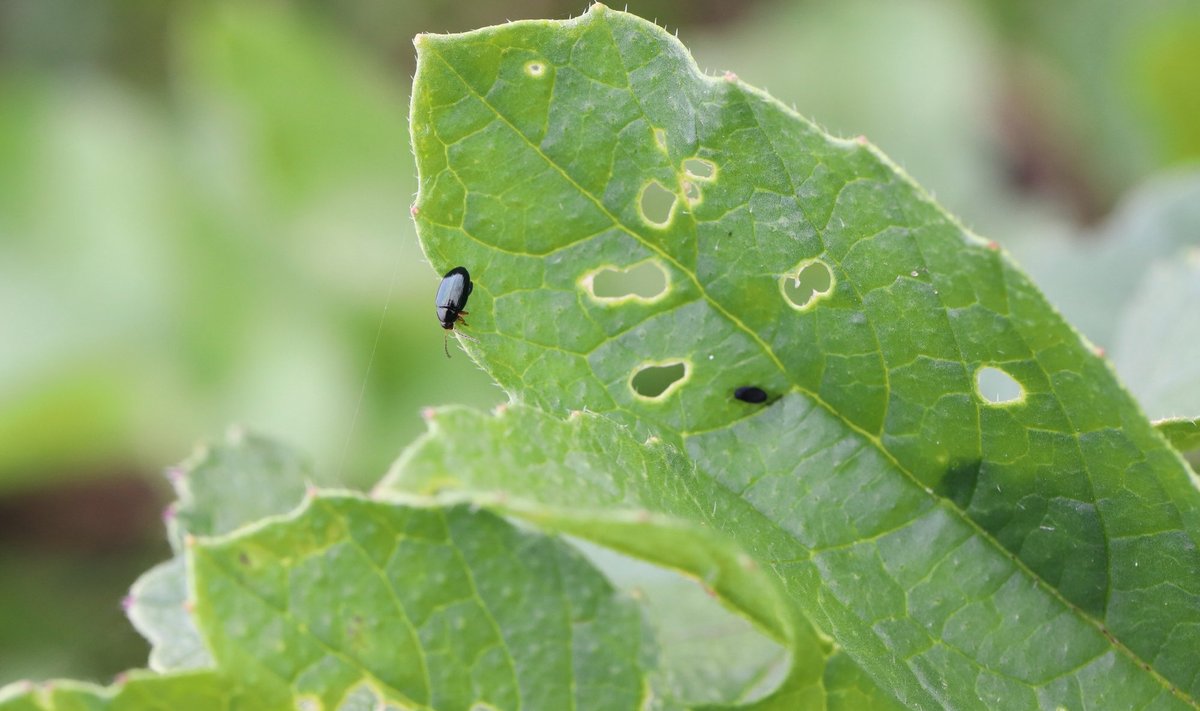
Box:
524 60 546 77
638 180 677 227
571 538 788 706
683 157 716 181
682 180 701 206
584 260 669 302
780 259 834 310
975 366 1025 405
631 361 688 399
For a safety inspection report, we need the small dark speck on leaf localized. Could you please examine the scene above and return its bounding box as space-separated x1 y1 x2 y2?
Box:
733 386 769 404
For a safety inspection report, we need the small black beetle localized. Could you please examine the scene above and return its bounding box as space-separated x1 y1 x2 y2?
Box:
733 386 769 404
436 266 473 357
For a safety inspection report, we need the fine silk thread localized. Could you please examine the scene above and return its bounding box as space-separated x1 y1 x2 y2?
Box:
335 247 402 483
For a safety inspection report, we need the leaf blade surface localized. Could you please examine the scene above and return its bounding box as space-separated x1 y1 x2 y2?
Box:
409 6 1200 707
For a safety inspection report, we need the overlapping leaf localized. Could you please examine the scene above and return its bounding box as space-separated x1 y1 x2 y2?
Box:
0 671 255 711
384 404 903 709
408 5 1200 707
189 493 649 710
127 427 318 673
122 430 653 710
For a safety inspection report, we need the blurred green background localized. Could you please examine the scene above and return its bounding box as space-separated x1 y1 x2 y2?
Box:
0 0 1197 686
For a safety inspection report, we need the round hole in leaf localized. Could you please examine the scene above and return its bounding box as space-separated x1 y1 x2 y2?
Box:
585 260 669 301
683 157 716 181
638 180 677 227
631 361 688 399
780 259 834 310
975 366 1024 405
524 60 546 77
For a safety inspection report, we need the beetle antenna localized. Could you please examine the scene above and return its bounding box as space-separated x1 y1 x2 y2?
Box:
443 332 452 359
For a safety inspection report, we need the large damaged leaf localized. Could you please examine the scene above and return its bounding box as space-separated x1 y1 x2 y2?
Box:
408 5 1200 707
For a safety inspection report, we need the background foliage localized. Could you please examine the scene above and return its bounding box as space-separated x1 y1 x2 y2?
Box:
0 0 1197 689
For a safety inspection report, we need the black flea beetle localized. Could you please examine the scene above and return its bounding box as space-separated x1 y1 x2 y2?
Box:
733 386 769 404
436 266 474 357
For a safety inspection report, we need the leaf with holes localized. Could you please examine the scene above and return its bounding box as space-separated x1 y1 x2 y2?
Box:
409 5 1200 708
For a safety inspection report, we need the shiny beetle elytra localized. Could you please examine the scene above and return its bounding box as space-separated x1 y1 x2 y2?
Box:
435 266 474 358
